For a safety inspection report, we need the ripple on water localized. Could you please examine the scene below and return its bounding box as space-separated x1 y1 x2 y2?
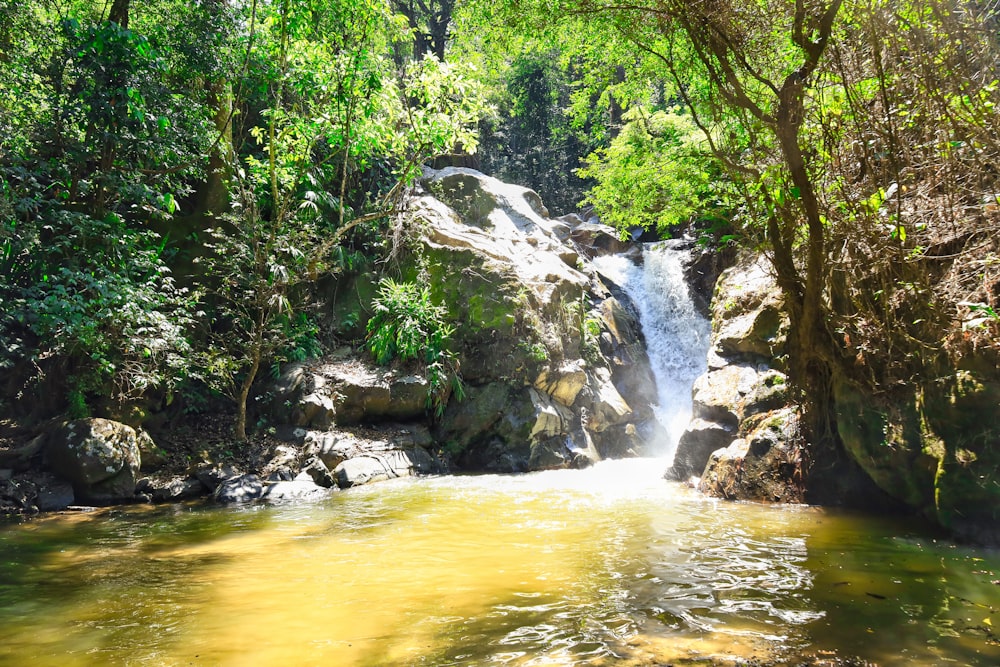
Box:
1 461 999 666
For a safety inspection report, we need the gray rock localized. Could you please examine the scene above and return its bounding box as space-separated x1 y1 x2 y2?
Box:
296 392 335 428
667 419 737 481
194 463 241 492
307 431 357 470
333 457 393 488
263 479 332 503
528 438 570 470
698 408 805 504
299 457 336 488
44 418 143 503
141 476 206 502
570 222 632 258
213 474 264 504
36 482 75 511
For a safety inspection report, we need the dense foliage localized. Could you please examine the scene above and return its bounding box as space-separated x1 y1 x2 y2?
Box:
462 0 1000 442
3 0 998 451
0 0 486 435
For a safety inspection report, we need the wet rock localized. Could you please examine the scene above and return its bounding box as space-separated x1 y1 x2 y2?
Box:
137 476 206 502
698 408 806 504
535 361 588 407
528 438 571 470
569 222 631 258
593 422 649 459
214 474 264 504
528 388 573 439
681 254 897 512
306 431 357 470
261 444 301 481
331 446 440 489
44 419 143 503
333 457 393 488
194 463 241 492
436 383 517 456
298 458 336 488
666 419 736 481
588 368 633 432
263 479 332 503
36 482 75 511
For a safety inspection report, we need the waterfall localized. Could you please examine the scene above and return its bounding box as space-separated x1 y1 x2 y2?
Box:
592 243 711 462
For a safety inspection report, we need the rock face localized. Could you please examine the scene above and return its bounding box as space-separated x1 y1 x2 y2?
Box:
44 418 143 503
667 257 791 484
671 255 886 509
271 353 430 429
835 366 1000 544
265 168 665 479
409 167 663 471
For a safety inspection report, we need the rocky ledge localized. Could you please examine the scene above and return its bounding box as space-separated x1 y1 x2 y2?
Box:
1 168 671 512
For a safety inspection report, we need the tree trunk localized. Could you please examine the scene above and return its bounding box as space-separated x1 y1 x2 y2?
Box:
109 0 129 28
234 346 261 442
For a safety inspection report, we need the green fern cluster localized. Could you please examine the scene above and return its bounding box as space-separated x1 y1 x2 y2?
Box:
366 278 463 416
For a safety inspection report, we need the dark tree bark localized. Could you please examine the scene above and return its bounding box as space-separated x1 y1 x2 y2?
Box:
108 0 129 28
394 0 454 60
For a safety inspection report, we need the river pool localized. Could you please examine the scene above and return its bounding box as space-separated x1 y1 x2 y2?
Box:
0 459 997 666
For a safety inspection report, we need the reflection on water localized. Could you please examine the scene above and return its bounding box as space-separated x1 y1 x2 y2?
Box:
0 459 998 666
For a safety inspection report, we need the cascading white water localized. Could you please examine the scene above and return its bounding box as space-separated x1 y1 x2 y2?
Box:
593 242 711 462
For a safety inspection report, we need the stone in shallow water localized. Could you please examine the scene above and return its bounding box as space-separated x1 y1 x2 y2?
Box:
667 418 736 482
213 474 263 504
36 482 75 511
263 479 332 503
44 418 143 503
137 476 206 502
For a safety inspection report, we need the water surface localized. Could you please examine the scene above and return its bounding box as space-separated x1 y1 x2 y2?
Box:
1 460 998 666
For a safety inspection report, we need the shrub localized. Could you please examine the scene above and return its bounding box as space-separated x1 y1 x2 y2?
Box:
366 277 463 415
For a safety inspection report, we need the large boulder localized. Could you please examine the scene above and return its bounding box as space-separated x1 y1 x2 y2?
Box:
697 408 806 503
44 419 143 503
667 418 736 482
669 365 789 480
569 222 632 258
835 368 1000 544
265 168 667 475
274 358 434 428
301 425 442 489
213 474 264 503
331 445 439 488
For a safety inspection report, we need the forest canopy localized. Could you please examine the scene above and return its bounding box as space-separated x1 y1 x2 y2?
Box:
2 0 998 442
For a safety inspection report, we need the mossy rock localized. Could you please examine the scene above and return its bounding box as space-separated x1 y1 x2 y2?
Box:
835 369 1000 542
834 377 938 514
921 370 1000 542
423 170 500 227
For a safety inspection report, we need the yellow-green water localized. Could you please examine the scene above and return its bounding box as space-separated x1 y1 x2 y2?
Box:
0 459 997 666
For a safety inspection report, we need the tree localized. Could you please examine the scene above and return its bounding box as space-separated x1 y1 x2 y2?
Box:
393 0 455 60
206 0 487 440
0 4 211 415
